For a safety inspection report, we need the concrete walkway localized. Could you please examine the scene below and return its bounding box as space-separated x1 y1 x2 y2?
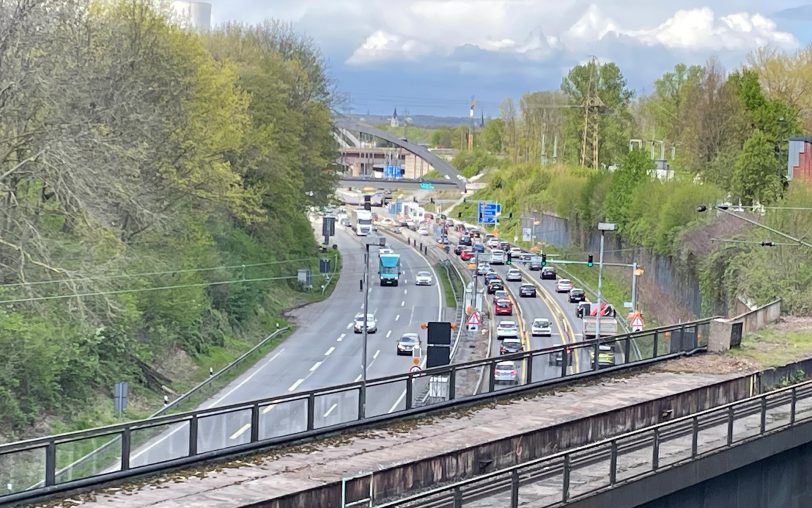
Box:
44 370 744 508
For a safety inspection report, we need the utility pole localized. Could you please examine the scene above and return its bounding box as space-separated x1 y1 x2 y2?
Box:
468 96 476 151
580 57 603 169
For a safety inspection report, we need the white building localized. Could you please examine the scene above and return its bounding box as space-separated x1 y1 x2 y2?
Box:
170 1 212 32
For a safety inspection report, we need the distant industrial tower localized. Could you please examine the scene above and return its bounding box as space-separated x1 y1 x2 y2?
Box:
171 1 212 32
580 57 604 169
468 97 477 150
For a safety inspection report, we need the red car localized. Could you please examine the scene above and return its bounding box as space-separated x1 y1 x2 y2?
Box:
460 249 476 261
494 299 513 316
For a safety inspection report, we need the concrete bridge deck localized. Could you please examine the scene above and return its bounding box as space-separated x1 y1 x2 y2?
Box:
40 361 759 508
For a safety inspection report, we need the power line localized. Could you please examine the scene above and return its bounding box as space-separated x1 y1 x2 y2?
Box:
0 258 324 289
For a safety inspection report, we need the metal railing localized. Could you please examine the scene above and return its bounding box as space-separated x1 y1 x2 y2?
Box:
376 376 812 507
0 319 712 504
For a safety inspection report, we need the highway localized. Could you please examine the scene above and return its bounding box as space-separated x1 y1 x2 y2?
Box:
122 219 443 469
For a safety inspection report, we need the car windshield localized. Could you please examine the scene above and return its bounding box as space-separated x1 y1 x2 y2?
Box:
400 335 417 344
534 319 550 326
499 322 517 328
496 362 515 371
355 314 374 321
417 271 431 277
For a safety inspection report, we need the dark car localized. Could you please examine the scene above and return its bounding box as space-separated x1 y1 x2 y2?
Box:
499 241 511 251
487 280 505 294
499 338 523 355
473 243 485 253
484 272 500 284
454 245 465 255
541 267 557 280
460 235 472 246
549 346 574 366
569 288 586 303
519 283 536 297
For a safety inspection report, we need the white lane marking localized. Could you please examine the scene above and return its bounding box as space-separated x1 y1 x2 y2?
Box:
229 423 251 440
386 330 392 338
395 314 400 321
401 301 406 307
404 289 408 295
310 361 322 372
288 378 305 392
262 403 276 415
206 349 285 409
373 349 380 360
389 389 406 413
325 346 335 356
338 333 345 342
346 322 353 329
403 279 407 284
355 373 362 382
323 403 338 418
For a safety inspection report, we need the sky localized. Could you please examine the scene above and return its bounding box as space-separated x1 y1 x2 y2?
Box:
208 1 812 117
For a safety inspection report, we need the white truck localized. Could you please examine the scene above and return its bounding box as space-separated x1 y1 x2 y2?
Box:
347 207 373 236
582 316 618 339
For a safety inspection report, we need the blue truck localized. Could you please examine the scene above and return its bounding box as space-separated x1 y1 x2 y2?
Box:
378 253 401 286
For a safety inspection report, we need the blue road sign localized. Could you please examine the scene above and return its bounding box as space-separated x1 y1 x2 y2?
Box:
477 201 501 225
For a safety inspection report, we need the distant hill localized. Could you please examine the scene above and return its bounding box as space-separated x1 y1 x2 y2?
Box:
774 4 812 19
347 113 473 128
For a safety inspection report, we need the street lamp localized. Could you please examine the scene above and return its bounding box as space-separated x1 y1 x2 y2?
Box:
360 236 387 418
594 222 616 370
697 205 812 249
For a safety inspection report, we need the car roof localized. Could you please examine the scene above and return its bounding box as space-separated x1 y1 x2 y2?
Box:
355 313 375 318
503 337 521 343
417 270 431 275
533 318 550 323
521 282 534 286
496 361 516 367
496 298 511 304
558 278 571 283
399 334 418 341
498 320 517 326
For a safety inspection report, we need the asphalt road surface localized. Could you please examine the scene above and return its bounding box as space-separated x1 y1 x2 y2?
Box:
113 219 442 471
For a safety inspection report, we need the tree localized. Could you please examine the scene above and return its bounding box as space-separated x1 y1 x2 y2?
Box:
561 61 634 167
481 118 505 153
603 148 655 230
731 130 784 205
747 45 812 132
641 64 702 143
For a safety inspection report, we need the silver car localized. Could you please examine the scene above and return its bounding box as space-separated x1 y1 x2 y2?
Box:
353 313 377 333
415 271 434 286
396 333 420 355
494 361 518 385
531 318 552 337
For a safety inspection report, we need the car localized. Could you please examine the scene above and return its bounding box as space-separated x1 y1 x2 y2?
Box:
500 337 523 355
494 299 513 316
493 289 508 301
531 318 552 336
486 238 501 249
418 227 429 236
415 271 434 286
541 266 557 279
510 247 523 259
490 249 506 265
576 301 592 318
549 346 574 366
487 280 505 294
454 245 465 255
353 313 377 333
396 333 420 355
555 279 573 293
445 219 454 227
519 283 537 297
476 262 491 275
496 320 519 339
460 249 476 261
499 241 511 251
484 271 500 284
379 247 394 255
569 288 586 303
494 361 519 385
506 268 522 282
379 217 396 226
473 243 485 253
460 235 472 246
590 344 616 368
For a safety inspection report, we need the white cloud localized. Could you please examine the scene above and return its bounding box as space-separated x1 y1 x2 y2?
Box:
347 30 432 64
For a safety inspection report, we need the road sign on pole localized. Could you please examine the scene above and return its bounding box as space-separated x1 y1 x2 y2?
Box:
477 201 501 225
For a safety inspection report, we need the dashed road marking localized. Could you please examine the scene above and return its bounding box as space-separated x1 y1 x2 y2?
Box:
229 423 251 440
325 346 335 356
323 403 338 418
309 361 322 372
346 322 353 329
386 330 392 338
262 403 276 415
355 373 362 382
401 301 406 307
395 314 400 321
373 349 380 360
288 378 304 392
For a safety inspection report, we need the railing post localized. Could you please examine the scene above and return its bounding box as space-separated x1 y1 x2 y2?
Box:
307 393 316 431
250 403 260 443
44 441 56 487
691 416 699 458
624 337 631 363
525 352 533 384
358 385 365 419
488 361 496 392
760 397 767 434
652 330 659 358
609 440 618 485
510 469 520 508
448 368 456 401
652 428 660 470
121 427 131 471
592 341 599 371
791 387 797 425
562 454 571 502
453 486 463 508
727 406 734 446
189 416 198 456
405 374 414 409
560 348 568 378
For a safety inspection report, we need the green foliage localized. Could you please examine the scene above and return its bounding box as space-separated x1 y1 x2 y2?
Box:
452 148 498 178
731 130 784 204
482 118 505 153
603 149 655 229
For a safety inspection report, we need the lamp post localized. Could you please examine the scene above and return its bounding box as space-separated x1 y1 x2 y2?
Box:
594 222 616 370
360 236 387 418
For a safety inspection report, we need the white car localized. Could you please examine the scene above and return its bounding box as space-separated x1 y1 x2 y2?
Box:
510 247 523 258
555 279 573 293
418 227 429 236
353 313 377 333
379 218 396 226
494 361 519 385
396 333 420 355
531 318 552 337
486 238 501 249
415 271 434 286
476 262 491 275
490 249 506 265
505 269 522 282
496 320 520 339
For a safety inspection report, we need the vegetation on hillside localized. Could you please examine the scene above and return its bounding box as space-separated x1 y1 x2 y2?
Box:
0 2 336 434
458 50 812 315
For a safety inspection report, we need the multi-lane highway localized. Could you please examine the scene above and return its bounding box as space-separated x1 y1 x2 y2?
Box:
123 218 443 469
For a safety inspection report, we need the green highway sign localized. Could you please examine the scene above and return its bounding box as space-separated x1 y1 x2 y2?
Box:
420 182 435 190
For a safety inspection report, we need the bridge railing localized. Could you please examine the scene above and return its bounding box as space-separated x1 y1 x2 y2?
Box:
375 375 812 507
0 319 712 504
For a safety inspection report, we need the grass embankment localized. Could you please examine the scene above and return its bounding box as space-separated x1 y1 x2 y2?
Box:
731 323 812 368
436 262 461 308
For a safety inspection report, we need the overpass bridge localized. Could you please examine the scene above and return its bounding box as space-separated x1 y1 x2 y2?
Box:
337 175 460 191
333 117 467 191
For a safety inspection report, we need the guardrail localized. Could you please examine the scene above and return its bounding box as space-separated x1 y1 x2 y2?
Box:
376 374 812 507
0 318 712 504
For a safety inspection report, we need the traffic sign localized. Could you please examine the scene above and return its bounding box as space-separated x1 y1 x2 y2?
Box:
630 313 644 332
412 356 420 366
410 365 422 373
477 201 501 225
466 311 481 326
